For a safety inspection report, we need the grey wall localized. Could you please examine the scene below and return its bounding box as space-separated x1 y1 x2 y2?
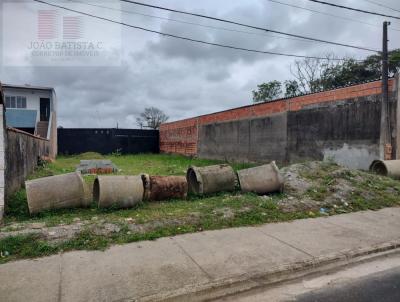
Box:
5 128 50 198
287 96 382 170
197 92 399 170
198 113 287 164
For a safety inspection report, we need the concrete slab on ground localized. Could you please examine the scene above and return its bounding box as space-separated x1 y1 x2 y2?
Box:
324 208 400 244
173 227 312 280
59 237 210 302
257 217 381 258
0 254 61 302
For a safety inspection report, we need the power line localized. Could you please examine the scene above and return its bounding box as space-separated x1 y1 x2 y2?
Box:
360 0 400 14
66 0 320 44
120 0 379 52
305 0 400 20
32 0 356 61
266 0 400 32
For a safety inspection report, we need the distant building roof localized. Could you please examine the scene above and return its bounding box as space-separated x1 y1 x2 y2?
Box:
3 83 55 92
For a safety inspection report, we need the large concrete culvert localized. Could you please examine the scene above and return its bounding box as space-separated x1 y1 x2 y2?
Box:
186 164 237 195
237 162 284 195
370 160 400 179
94 175 144 208
25 172 91 215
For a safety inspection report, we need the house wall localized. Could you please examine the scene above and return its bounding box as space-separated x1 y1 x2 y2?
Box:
5 127 51 199
160 79 398 169
3 88 54 124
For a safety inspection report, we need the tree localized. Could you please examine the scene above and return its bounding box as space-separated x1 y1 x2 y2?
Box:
136 107 169 130
284 80 300 98
290 49 400 94
252 49 400 103
252 81 282 103
290 54 340 94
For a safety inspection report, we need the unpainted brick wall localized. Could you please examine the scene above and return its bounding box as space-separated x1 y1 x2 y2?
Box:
160 79 395 156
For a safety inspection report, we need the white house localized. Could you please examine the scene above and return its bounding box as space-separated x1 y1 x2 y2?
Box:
2 84 57 156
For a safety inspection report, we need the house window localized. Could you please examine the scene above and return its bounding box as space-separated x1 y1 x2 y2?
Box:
5 96 27 109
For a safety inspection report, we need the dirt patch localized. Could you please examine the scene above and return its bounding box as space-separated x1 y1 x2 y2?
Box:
278 161 396 213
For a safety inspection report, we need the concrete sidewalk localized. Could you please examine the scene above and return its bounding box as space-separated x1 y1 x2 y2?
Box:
1 208 400 302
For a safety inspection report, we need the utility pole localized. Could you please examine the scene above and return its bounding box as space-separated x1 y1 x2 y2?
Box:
381 21 392 160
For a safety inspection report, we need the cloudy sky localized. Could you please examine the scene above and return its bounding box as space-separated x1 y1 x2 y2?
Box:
0 0 399 128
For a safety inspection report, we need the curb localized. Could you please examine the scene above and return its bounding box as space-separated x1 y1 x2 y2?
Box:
137 239 400 302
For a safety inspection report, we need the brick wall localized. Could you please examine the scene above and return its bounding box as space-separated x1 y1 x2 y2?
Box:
159 118 198 156
160 79 395 156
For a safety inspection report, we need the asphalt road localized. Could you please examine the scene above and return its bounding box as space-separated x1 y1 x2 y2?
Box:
296 267 400 302
219 252 400 302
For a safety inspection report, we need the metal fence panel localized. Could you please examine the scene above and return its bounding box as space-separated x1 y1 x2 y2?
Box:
58 128 159 155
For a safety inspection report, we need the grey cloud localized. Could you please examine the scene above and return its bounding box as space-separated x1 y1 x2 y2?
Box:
1 0 398 127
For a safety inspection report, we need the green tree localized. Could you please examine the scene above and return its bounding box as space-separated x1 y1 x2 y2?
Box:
253 49 400 103
284 80 301 98
252 81 282 103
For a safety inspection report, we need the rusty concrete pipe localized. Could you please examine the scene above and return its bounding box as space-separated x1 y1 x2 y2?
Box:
186 164 237 195
25 172 90 215
237 162 284 195
94 175 144 208
142 175 188 201
370 160 400 179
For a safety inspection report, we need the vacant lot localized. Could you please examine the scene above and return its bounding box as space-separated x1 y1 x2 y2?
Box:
0 153 399 263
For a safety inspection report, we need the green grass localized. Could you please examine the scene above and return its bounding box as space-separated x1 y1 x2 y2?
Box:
29 152 254 180
0 194 314 264
1 154 400 264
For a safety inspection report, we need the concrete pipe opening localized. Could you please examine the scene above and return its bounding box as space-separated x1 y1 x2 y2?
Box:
142 175 188 201
25 172 90 215
186 164 237 195
237 162 284 195
370 160 400 179
94 175 144 209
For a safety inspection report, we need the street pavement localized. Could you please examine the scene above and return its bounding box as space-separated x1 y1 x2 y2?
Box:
1 207 400 302
224 249 400 302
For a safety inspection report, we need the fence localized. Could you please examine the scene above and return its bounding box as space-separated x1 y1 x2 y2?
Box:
6 127 51 197
58 128 159 155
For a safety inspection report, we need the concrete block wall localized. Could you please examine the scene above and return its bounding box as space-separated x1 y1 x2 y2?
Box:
160 78 398 169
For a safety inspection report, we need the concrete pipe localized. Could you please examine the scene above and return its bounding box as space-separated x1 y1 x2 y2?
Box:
237 162 284 195
186 164 237 195
370 160 400 180
94 175 144 208
142 175 188 201
25 172 90 215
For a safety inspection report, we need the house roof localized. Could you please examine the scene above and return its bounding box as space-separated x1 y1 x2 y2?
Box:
2 83 55 92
